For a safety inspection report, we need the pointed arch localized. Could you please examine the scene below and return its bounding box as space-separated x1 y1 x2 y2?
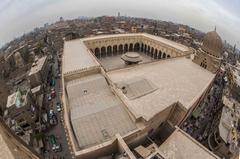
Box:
129 43 133 51
124 44 128 53
134 43 140 52
113 45 117 56
163 52 166 58
119 44 123 54
94 47 100 58
101 46 106 57
107 45 112 56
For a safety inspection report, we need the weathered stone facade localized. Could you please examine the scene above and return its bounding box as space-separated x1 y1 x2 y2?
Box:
193 31 223 73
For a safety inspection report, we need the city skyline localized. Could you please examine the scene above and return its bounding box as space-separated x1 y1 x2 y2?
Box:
0 0 240 48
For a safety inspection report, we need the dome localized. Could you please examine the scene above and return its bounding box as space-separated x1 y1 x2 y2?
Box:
202 31 223 58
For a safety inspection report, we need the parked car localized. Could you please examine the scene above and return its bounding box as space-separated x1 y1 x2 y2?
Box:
49 135 62 152
48 94 52 101
50 79 56 86
51 90 56 98
49 109 54 118
53 144 62 152
56 102 62 112
49 118 57 125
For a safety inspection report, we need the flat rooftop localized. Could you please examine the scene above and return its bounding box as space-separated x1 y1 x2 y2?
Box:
107 57 215 120
219 106 233 143
159 128 219 159
66 74 136 148
6 90 23 108
63 33 190 75
62 40 100 75
143 33 189 52
83 33 189 52
29 56 47 76
6 92 17 108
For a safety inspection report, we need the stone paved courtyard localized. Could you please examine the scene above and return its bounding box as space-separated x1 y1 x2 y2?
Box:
99 52 154 71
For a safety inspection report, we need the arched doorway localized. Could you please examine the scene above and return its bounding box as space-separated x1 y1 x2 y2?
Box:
107 45 112 56
119 44 123 54
151 52 154 58
151 47 154 54
167 55 170 58
113 45 117 56
101 46 106 58
144 44 147 53
163 53 166 58
129 43 133 51
95 47 100 58
141 43 144 52
147 46 150 54
134 43 140 52
124 44 128 53
154 49 158 59
158 51 162 59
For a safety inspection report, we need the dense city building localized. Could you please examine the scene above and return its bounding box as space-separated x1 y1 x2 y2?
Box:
28 56 49 88
4 89 40 137
0 117 40 159
208 95 240 158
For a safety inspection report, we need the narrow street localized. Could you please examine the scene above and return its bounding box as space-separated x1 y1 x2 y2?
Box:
181 74 225 146
43 54 73 159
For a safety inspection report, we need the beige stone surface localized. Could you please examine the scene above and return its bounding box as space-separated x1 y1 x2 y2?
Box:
159 128 219 159
28 56 47 76
66 74 136 148
99 53 153 71
0 134 15 159
107 57 215 120
63 33 190 75
83 33 189 52
62 40 99 75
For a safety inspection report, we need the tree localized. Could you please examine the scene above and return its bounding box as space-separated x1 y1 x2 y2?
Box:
22 46 30 63
8 57 16 70
33 132 45 142
36 41 44 55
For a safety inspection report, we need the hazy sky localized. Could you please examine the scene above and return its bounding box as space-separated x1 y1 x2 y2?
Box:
0 0 240 48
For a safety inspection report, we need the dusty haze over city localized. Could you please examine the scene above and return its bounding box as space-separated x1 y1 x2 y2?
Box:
0 0 240 48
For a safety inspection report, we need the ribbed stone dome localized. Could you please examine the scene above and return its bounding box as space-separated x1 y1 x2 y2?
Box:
202 31 223 58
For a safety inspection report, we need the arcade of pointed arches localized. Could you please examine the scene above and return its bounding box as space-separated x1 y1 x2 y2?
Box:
84 36 184 60
92 43 171 59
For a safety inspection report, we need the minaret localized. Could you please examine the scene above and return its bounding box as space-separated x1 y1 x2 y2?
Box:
233 44 236 53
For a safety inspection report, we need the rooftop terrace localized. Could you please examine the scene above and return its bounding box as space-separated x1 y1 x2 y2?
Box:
62 40 100 75
159 128 219 159
107 57 215 120
66 74 136 148
28 56 47 76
